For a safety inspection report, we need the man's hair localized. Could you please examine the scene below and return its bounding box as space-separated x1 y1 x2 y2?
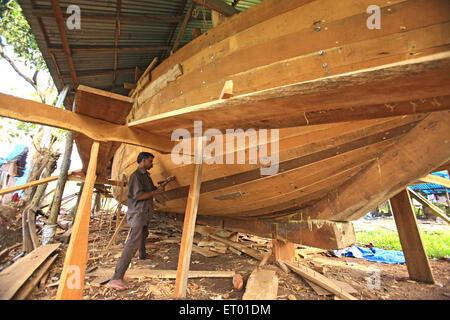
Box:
137 152 154 164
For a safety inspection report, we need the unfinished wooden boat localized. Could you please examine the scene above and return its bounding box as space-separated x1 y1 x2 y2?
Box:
104 0 450 250
2 0 449 252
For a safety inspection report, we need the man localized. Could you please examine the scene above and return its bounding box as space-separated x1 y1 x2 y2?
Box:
107 152 167 290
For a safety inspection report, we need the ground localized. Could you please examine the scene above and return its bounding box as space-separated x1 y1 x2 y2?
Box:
8 211 446 301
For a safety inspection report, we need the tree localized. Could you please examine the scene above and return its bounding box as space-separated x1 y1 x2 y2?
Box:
1 0 74 249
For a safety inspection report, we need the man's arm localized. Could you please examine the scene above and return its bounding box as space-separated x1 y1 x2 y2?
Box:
136 184 166 201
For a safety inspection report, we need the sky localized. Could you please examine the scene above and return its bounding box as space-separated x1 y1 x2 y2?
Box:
0 44 83 194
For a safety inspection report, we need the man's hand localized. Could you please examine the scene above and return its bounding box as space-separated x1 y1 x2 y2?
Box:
156 184 166 194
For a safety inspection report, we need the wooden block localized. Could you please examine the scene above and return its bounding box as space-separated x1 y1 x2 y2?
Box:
242 269 278 300
0 243 61 300
219 80 233 99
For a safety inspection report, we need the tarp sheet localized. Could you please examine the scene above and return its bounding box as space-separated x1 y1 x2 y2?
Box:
332 246 405 264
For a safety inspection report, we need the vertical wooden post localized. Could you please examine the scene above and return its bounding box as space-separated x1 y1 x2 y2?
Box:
272 226 295 263
56 141 100 300
390 189 435 284
174 136 204 298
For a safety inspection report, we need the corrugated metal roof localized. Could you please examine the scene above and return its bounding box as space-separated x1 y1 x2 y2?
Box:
410 171 450 195
17 0 263 96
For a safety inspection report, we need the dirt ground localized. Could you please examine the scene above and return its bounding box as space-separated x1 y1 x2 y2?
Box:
12 211 447 301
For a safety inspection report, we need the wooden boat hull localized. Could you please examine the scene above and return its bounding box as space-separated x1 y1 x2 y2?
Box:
108 0 450 248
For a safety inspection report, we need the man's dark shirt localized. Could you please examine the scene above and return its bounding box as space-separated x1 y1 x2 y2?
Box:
126 166 157 228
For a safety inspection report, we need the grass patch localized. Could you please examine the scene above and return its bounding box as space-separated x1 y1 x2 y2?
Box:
356 229 450 259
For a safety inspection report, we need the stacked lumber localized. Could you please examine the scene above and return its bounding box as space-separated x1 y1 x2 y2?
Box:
0 243 61 300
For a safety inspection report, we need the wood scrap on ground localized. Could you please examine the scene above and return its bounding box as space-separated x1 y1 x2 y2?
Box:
0 243 61 300
283 261 357 300
242 269 278 300
13 254 58 300
192 245 219 258
195 225 264 261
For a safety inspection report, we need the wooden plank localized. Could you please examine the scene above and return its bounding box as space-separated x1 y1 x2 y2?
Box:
128 52 450 136
129 0 449 123
13 254 58 300
56 142 99 300
91 269 234 280
131 57 158 98
304 110 450 221
390 189 435 284
418 174 450 188
174 136 204 298
283 261 357 300
0 171 76 196
305 278 357 296
408 188 450 224
136 64 183 106
0 243 61 300
0 93 175 154
242 270 278 300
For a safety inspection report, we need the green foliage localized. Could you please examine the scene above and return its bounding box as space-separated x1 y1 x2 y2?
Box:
356 229 450 259
0 0 46 71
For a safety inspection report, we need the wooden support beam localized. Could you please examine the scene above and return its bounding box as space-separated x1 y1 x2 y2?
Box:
390 189 435 284
56 141 99 300
0 171 77 196
0 93 175 154
172 0 196 53
408 188 450 224
303 110 450 221
418 174 450 188
193 0 239 17
51 0 78 88
174 136 204 298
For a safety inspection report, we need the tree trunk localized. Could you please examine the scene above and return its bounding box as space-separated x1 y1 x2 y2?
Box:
22 144 59 252
42 130 74 245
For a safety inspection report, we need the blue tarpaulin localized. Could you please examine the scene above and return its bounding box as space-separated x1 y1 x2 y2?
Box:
332 246 405 264
0 145 27 166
